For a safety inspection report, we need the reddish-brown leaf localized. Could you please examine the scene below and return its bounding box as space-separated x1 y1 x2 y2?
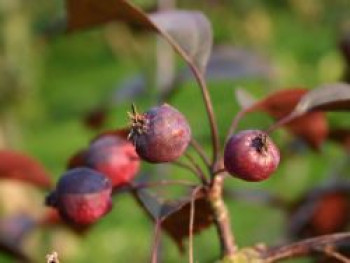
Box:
311 192 350 235
328 129 350 151
67 149 88 169
0 151 52 189
133 187 214 252
66 0 155 32
83 107 107 130
249 88 328 150
288 182 350 239
160 190 214 252
66 0 212 75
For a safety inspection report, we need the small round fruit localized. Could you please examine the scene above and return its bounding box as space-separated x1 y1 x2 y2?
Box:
68 133 140 188
224 130 280 182
45 168 112 225
128 104 191 163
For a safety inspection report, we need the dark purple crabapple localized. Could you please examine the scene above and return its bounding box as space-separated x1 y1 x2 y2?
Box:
45 168 112 225
224 130 280 182
128 103 191 163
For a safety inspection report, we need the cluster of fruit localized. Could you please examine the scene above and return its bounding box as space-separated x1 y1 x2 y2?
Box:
45 103 280 225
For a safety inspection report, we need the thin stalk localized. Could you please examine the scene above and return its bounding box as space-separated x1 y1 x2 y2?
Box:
321 246 350 262
172 160 205 183
266 112 298 134
209 173 237 258
225 108 248 142
184 152 209 184
189 187 201 263
262 232 350 262
131 180 196 190
158 32 220 166
151 220 162 263
190 138 210 168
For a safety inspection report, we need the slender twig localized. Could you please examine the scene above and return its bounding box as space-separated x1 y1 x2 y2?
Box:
158 31 220 166
151 219 162 263
130 180 197 190
189 187 201 263
266 112 298 134
320 245 350 262
172 160 204 182
262 232 350 262
225 108 248 142
190 138 210 168
184 152 208 184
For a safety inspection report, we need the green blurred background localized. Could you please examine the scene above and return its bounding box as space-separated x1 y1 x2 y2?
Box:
0 0 349 262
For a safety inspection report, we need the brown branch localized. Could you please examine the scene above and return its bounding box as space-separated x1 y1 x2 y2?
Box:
320 245 350 262
209 174 237 259
262 232 350 262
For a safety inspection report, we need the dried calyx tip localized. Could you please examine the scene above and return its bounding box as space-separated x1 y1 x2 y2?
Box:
251 134 268 153
127 103 148 142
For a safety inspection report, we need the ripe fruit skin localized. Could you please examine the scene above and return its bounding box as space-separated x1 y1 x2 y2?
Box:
224 130 280 182
83 135 139 187
129 104 191 163
45 168 112 225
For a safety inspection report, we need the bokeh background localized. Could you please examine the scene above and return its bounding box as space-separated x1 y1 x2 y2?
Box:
0 0 350 262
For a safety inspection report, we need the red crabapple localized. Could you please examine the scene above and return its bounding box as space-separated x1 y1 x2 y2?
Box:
68 132 140 188
45 168 112 225
224 130 280 182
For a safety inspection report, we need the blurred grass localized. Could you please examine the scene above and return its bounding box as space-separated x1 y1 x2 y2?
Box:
5 0 349 262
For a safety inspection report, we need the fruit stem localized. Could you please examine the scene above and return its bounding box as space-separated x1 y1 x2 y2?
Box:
209 173 237 259
225 108 249 142
158 32 221 166
184 152 209 184
127 180 196 191
193 68 221 165
266 112 298 134
151 219 162 263
172 160 207 184
190 138 211 169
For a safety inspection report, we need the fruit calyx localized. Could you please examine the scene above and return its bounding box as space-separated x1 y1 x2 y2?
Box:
251 133 268 154
128 103 148 142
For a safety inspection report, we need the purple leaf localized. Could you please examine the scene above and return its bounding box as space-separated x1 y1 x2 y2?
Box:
149 11 212 74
